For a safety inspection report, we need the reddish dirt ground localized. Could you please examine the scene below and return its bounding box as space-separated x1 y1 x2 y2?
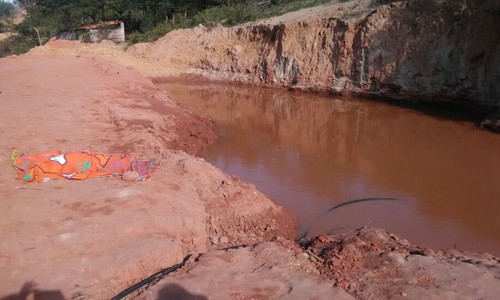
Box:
0 55 296 299
306 227 500 299
125 227 500 299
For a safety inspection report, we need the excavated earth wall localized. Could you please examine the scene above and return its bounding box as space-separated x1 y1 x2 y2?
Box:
134 0 500 107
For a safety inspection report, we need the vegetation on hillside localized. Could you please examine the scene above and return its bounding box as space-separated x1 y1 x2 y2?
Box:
128 0 332 43
0 0 14 20
0 0 15 32
0 0 28 56
0 0 334 56
0 0 405 56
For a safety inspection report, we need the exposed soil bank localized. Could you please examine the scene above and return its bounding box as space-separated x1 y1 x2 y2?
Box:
0 56 295 298
132 227 500 299
130 0 500 108
30 1 500 111
306 227 500 299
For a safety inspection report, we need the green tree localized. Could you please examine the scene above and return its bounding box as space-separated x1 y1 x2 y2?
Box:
0 0 15 19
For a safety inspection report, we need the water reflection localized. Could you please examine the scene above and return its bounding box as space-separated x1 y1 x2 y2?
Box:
159 81 500 255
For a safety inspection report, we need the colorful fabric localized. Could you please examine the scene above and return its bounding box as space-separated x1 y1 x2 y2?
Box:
12 150 157 183
130 159 157 181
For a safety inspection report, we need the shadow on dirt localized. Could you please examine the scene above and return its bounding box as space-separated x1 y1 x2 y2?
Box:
1 281 65 300
155 283 207 300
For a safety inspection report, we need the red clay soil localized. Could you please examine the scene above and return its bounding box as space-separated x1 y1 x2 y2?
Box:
138 238 353 300
306 227 500 299
114 227 500 299
0 55 296 299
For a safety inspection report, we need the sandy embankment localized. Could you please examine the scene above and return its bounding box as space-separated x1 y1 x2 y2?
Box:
0 56 296 298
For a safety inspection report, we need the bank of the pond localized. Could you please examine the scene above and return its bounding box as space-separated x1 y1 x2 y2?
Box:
146 78 500 299
137 227 500 299
0 55 296 299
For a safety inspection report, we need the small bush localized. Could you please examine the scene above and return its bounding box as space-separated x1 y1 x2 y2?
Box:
192 3 258 26
128 22 178 43
0 34 37 57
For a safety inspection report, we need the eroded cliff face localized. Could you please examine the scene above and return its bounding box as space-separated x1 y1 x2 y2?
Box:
134 0 499 106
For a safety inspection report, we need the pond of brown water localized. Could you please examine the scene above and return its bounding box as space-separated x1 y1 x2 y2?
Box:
159 80 500 256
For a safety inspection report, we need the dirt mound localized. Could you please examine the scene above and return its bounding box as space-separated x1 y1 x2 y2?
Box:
306 227 500 299
27 39 176 78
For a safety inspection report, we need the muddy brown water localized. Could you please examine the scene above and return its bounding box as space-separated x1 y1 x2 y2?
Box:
158 80 500 256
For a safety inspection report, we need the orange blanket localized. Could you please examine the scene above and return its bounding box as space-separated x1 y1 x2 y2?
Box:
13 150 156 183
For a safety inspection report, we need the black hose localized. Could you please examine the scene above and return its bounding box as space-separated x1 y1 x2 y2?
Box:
110 244 248 300
110 254 192 300
296 197 400 244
